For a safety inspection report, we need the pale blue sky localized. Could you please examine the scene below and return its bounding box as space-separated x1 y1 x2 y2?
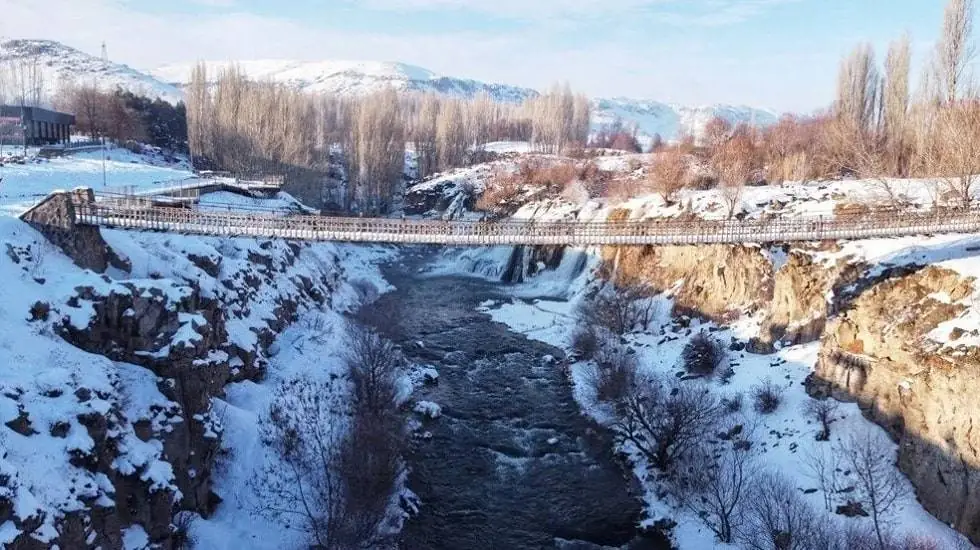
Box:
1 0 960 112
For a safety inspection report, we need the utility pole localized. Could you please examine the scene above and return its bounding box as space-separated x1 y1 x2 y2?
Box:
101 135 107 187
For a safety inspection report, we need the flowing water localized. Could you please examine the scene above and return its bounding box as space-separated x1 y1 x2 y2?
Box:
364 248 660 550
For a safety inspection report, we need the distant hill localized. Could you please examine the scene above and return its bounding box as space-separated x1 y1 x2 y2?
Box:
0 39 183 105
592 98 779 146
152 59 537 104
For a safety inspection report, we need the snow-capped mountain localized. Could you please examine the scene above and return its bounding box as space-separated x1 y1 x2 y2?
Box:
0 39 183 105
152 59 537 103
2 39 778 142
592 97 779 146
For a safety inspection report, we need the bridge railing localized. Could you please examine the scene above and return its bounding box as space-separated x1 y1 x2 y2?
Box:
68 193 980 245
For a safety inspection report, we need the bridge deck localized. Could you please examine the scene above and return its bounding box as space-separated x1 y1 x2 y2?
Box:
63 192 980 246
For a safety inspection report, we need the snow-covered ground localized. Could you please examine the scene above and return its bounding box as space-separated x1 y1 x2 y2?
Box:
197 191 317 215
0 146 193 215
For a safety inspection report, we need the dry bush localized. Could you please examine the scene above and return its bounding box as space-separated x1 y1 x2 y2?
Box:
924 101 980 206
614 376 722 471
593 344 638 404
593 131 643 152
476 166 523 211
681 331 727 376
576 281 658 335
752 379 784 414
648 148 689 205
570 324 601 360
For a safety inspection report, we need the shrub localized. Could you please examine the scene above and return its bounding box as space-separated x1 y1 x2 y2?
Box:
681 331 726 376
570 324 600 360
614 377 722 471
721 393 743 414
752 379 784 414
576 281 657 335
593 345 638 404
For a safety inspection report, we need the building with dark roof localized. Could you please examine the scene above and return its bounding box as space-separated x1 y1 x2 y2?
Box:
0 105 76 146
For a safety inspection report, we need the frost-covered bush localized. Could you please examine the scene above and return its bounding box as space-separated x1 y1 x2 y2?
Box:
681 331 727 376
752 379 784 414
721 392 743 414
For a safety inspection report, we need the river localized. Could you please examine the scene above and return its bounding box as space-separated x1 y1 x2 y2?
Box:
361 248 659 549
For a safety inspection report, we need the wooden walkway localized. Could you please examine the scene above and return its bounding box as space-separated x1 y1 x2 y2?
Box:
56 191 980 246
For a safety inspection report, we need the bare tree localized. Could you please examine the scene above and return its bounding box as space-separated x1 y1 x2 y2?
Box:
648 148 688 205
934 0 976 104
713 137 754 218
614 377 722 471
738 471 826 550
257 377 402 549
345 324 404 417
838 431 910 550
883 34 912 176
679 442 756 544
802 398 840 441
836 44 881 133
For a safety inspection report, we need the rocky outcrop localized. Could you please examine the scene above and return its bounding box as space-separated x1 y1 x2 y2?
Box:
755 248 866 351
601 244 774 321
808 266 980 543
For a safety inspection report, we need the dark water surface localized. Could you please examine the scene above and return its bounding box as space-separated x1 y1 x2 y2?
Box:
366 248 653 550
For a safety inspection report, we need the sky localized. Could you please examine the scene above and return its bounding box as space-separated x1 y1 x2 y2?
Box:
0 0 959 113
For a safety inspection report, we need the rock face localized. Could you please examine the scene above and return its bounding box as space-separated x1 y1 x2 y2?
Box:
809 266 980 543
756 249 865 351
601 244 774 321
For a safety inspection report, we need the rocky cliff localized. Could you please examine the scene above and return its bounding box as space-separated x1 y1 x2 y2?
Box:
809 266 980 542
0 222 352 549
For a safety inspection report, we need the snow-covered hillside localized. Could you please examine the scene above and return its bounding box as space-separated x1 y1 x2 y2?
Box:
152 59 537 103
0 39 184 105
592 97 779 145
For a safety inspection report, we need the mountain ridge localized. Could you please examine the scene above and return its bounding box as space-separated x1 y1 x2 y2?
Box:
1 39 779 142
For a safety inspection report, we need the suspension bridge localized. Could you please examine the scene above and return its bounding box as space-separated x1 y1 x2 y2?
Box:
19 187 980 246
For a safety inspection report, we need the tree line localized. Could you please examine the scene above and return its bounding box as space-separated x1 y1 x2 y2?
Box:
53 84 188 152
186 62 590 214
642 0 980 213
